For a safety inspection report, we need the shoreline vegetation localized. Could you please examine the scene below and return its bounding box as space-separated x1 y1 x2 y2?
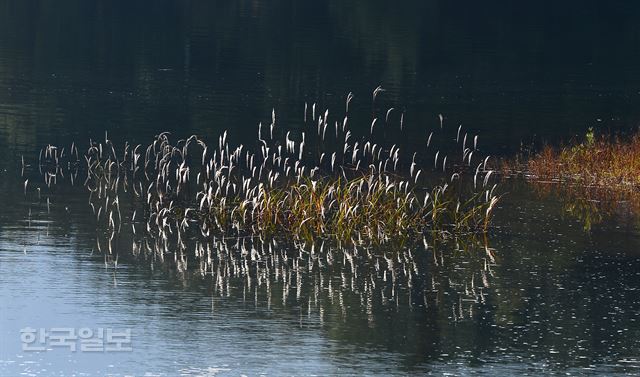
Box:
25 91 500 246
505 128 640 189
501 128 640 229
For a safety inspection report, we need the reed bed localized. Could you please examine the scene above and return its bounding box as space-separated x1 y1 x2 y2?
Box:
520 129 640 189
28 91 499 245
499 128 640 229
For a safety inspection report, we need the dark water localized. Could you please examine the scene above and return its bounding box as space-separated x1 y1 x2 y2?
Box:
2 1 640 375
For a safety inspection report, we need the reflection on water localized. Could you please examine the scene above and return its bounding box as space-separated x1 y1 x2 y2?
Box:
527 180 640 232
3 176 640 375
3 201 500 375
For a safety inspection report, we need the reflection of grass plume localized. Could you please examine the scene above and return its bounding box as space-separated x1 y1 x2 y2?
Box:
531 182 640 231
104 230 497 324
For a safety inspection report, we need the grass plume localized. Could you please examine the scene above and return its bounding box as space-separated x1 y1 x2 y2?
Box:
29 92 500 245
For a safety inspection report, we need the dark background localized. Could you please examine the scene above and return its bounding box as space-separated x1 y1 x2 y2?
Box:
1 0 640 157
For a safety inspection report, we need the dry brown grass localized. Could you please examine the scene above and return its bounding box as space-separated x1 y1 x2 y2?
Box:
526 130 640 189
501 128 640 229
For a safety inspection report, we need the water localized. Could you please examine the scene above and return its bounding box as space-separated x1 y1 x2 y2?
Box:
2 0 640 375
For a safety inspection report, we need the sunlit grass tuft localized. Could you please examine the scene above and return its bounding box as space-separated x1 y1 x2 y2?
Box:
30 91 500 245
526 128 640 189
500 128 640 230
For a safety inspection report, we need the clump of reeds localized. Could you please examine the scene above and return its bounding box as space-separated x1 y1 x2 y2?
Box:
498 128 640 229
29 90 500 245
525 128 640 189
190 173 495 242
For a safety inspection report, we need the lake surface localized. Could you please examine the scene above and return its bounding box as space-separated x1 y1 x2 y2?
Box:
2 0 640 375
